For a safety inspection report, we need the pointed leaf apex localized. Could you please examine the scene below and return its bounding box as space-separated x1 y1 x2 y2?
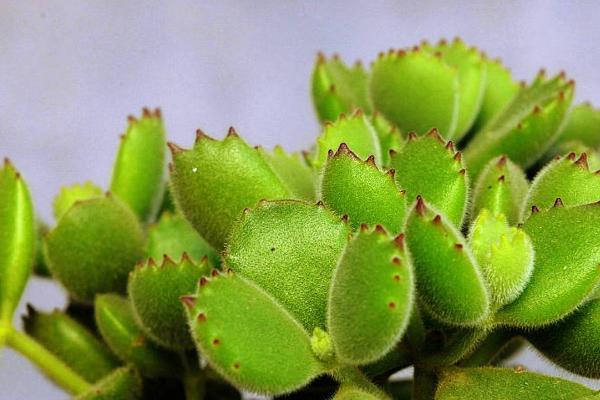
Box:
553 197 564 208
180 295 196 308
366 155 376 166
352 108 364 117
341 214 349 223
415 195 427 216
227 127 239 138
575 152 589 169
147 258 157 267
567 152 577 161
497 175 505 182
393 233 405 249
162 254 176 267
142 107 152 117
199 276 209 287
432 215 442 224
407 132 418 141
374 224 386 234
453 152 462 162
454 243 464 251
445 141 455 151
427 128 444 143
531 205 540 214
180 252 192 263
497 155 508 167
167 142 184 155
316 200 325 207
360 223 369 232
386 168 396 178
458 168 466 175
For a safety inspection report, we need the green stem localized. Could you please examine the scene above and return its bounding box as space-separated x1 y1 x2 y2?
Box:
412 368 437 400
419 327 488 369
6 328 90 395
331 366 390 399
180 352 205 400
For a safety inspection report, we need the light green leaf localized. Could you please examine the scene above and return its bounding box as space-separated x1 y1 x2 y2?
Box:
257 145 316 201
74 365 142 400
52 181 103 221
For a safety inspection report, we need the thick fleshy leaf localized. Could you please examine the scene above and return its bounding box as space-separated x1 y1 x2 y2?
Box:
185 272 321 395
257 145 316 201
390 130 468 227
328 226 413 365
370 112 404 166
95 294 181 378
110 108 166 222
496 203 600 327
405 198 489 325
436 367 596 400
312 53 371 123
320 144 406 233
555 102 600 149
528 298 600 378
0 160 35 328
469 210 534 307
146 211 218 266
45 195 144 302
370 48 458 137
23 305 119 382
128 255 211 350
332 384 382 400
52 181 103 221
522 152 600 218
465 72 574 177
74 366 142 400
169 129 290 249
314 112 381 169
225 200 350 331
471 156 529 225
32 220 51 277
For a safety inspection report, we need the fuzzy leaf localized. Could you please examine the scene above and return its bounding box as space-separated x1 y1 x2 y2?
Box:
32 220 51 277
314 112 381 169
320 144 407 233
370 113 404 166
257 145 316 201
496 203 600 327
405 198 489 325
0 160 35 328
110 108 166 222
370 48 458 137
465 72 574 176
528 298 600 378
311 54 371 123
128 255 211 350
74 366 142 400
469 210 534 307
555 102 600 149
225 200 350 331
23 305 119 382
435 367 596 400
328 226 414 365
146 211 218 266
44 195 144 302
169 129 290 249
185 272 321 395
522 152 600 218
390 130 468 227
52 181 103 221
95 294 181 378
332 384 381 400
472 156 529 225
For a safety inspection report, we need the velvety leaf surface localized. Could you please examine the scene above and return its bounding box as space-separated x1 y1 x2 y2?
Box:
370 112 403 166
328 227 413 364
128 255 211 350
555 102 600 149
74 366 142 400
496 203 600 327
225 200 350 331
320 144 406 233
332 384 382 400
257 145 316 201
52 181 103 221
186 272 321 395
44 195 144 302
110 108 166 223
169 130 290 249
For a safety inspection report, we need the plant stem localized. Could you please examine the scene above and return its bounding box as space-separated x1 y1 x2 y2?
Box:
6 328 90 395
331 366 391 399
180 351 205 400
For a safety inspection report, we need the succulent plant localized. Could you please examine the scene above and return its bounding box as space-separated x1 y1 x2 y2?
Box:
1 39 600 399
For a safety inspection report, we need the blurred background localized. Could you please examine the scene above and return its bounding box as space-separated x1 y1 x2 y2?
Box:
1 0 600 397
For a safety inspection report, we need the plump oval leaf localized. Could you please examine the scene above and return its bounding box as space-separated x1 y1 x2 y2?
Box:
52 181 103 221
332 384 382 400
45 195 144 303
257 145 316 201
328 226 414 364
320 144 406 233
74 366 142 400
185 272 322 395
555 102 600 149
225 200 350 331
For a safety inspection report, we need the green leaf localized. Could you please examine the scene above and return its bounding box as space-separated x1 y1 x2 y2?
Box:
469 210 534 307
320 144 407 234
328 226 414 365
52 181 103 221
169 129 290 249
471 156 529 226
405 198 489 325
0 160 35 329
23 305 119 382
332 384 382 400
528 298 600 378
74 365 142 400
370 47 458 137
314 112 381 169
225 200 350 331
110 108 166 222
128 255 211 350
496 203 600 327
44 195 144 302
257 145 316 201
555 102 600 149
370 112 404 166
32 220 51 277
95 294 181 378
464 72 574 177
435 367 596 399
390 130 469 227
184 271 321 395
311 53 371 123
522 152 600 218
146 211 218 266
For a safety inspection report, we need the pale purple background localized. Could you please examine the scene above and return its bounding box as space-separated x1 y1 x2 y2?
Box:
1 1 600 398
